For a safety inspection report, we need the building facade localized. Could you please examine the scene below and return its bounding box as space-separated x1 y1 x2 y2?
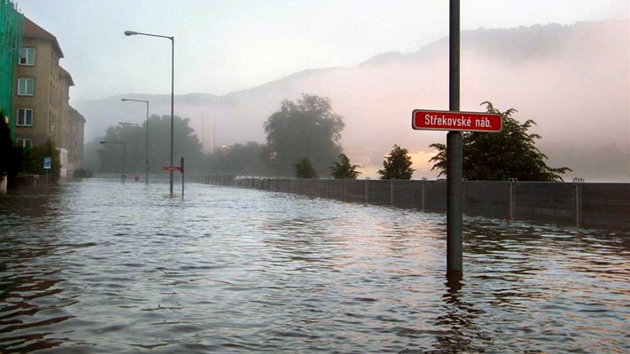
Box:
13 17 84 177
66 106 85 177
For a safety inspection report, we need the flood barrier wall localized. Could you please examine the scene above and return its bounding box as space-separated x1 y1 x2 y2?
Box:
188 175 630 230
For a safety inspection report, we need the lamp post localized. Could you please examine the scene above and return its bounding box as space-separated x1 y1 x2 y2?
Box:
121 98 150 185
118 122 139 179
100 141 126 182
124 30 174 196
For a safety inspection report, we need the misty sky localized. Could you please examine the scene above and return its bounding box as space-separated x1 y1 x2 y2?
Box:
14 0 629 103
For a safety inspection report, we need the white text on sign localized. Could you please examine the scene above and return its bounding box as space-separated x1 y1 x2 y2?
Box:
412 109 502 133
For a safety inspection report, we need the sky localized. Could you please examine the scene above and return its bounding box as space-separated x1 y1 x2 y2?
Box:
13 0 629 103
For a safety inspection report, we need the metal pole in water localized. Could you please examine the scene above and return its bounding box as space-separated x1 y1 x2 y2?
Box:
447 0 463 277
181 157 185 199
121 142 126 183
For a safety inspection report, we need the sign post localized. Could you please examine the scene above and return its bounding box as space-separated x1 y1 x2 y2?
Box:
411 0 498 280
411 109 502 279
43 156 51 185
448 0 463 279
162 161 185 199
180 157 185 199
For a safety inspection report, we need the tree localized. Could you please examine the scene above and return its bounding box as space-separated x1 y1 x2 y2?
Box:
429 101 571 181
22 139 61 183
294 157 319 178
98 114 205 174
330 153 361 179
378 144 415 180
207 141 272 176
264 94 344 176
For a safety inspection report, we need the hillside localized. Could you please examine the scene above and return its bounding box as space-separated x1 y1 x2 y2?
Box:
76 19 629 181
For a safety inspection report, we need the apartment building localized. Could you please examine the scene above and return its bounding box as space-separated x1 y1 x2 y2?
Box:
13 17 84 177
66 106 85 177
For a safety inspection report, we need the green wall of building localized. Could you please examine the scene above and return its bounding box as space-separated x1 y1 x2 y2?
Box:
0 0 24 140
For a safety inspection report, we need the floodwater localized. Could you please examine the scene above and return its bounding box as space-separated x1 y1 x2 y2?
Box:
0 179 628 353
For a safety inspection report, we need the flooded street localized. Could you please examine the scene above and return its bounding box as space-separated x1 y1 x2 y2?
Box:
1 179 628 353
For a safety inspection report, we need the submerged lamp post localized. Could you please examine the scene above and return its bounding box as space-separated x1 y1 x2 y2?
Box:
121 98 150 184
100 141 127 181
124 30 174 196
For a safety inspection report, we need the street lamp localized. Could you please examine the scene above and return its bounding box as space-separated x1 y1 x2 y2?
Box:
100 141 127 182
124 30 175 196
121 98 150 185
118 122 139 180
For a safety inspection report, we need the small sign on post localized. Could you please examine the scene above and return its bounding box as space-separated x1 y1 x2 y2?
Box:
163 162 185 199
412 109 502 133
43 157 52 170
43 156 52 185
412 106 503 278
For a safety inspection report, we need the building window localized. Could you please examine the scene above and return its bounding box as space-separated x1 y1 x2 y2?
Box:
17 78 34 96
19 47 35 66
16 108 33 126
17 138 32 149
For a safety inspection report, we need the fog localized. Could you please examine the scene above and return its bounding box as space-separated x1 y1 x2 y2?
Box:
76 20 629 181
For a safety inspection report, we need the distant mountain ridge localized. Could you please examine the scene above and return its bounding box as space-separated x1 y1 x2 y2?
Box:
360 20 623 65
76 19 629 181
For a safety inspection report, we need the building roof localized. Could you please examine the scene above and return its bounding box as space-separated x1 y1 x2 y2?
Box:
69 106 86 123
24 17 64 58
60 66 74 86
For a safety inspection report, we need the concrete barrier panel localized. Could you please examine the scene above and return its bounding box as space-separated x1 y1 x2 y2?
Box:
464 181 510 219
425 181 447 213
346 180 367 203
393 180 423 210
368 180 392 206
514 182 575 225
188 175 629 230
582 184 630 229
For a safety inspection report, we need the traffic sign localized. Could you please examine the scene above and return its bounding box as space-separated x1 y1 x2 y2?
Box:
162 166 181 171
43 157 52 170
412 109 502 132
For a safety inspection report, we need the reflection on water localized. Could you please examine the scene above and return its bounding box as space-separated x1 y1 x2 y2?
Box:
431 276 492 353
0 180 628 353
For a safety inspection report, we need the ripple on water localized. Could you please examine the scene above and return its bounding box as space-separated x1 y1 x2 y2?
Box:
0 180 629 353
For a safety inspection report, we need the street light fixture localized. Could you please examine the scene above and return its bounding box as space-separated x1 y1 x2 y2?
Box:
100 141 127 182
121 97 150 185
125 30 175 195
118 122 140 180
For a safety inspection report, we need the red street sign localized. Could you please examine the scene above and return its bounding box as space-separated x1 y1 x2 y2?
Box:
412 109 502 132
162 166 181 171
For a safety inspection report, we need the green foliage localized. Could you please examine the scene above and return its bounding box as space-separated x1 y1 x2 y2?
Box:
329 153 361 179
429 101 571 181
264 94 344 176
0 113 24 179
98 114 205 174
378 144 415 180
207 141 272 176
22 139 61 182
294 157 319 179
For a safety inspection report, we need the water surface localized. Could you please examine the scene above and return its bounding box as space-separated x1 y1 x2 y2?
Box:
0 180 628 353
